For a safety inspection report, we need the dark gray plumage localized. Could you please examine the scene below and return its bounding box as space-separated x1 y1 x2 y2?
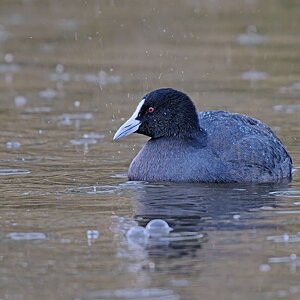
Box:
114 88 292 183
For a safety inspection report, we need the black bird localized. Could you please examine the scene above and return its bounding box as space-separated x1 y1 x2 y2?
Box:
113 88 292 183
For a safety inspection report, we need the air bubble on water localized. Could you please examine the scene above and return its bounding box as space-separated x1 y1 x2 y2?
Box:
145 219 173 237
233 214 240 220
259 264 271 272
283 233 290 241
74 100 80 107
14 95 27 107
50 64 70 82
56 64 64 73
6 141 21 150
126 226 150 245
4 53 14 63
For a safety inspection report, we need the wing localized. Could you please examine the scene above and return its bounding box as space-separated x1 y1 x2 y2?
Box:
199 111 292 182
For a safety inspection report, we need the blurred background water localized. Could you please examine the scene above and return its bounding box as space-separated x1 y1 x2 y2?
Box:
0 1 300 299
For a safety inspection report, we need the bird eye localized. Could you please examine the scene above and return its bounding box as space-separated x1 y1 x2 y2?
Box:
148 107 155 113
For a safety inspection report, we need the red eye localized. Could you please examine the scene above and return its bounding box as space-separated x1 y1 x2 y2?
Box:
148 107 155 113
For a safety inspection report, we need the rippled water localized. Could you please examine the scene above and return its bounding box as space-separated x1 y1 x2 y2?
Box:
0 1 300 300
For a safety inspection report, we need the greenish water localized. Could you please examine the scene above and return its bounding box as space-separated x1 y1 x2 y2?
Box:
0 1 300 299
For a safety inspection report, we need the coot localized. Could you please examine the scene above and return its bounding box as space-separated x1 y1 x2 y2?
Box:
113 88 292 183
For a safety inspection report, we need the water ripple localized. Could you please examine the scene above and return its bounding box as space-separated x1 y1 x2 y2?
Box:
0 169 30 176
69 185 119 195
7 232 47 241
269 190 300 198
81 288 180 300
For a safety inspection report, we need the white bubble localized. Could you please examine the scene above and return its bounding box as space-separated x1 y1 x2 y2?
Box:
126 226 149 245
259 264 271 272
55 64 64 73
233 214 240 220
14 95 27 107
145 219 173 237
283 233 290 241
4 53 14 63
74 100 80 107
